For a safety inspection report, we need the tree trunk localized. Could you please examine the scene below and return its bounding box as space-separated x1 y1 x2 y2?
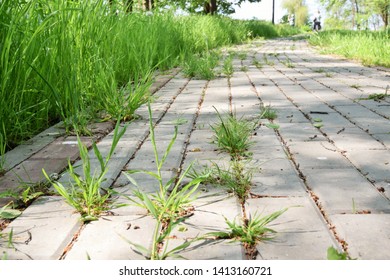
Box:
144 0 154 11
124 0 133 13
380 3 389 28
204 1 217 15
210 0 217 15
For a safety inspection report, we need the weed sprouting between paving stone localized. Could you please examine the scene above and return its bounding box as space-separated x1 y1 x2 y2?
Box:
327 246 355 260
211 107 256 160
188 160 256 204
207 208 288 259
43 119 126 222
188 106 288 258
222 55 234 77
0 228 14 260
123 102 207 259
183 51 220 80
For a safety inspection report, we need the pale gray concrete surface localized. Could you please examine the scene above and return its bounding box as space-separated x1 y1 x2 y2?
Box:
1 38 389 260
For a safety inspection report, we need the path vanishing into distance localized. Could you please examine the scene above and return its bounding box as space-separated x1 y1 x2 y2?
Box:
1 38 389 260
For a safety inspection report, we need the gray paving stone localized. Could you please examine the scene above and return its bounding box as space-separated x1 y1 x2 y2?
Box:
278 123 327 143
288 141 351 169
165 190 244 260
246 197 337 260
373 133 390 148
330 214 390 259
305 168 390 214
1 196 81 260
334 104 380 119
345 149 390 182
329 127 385 151
0 124 64 171
65 214 156 260
251 169 307 197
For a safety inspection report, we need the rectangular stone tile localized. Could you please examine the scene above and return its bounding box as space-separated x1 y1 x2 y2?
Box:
1 196 81 260
0 159 68 193
0 124 64 171
246 197 337 259
330 214 390 259
329 128 385 151
288 141 351 169
251 169 307 197
65 215 156 260
278 123 326 143
165 190 244 260
353 117 390 135
345 150 390 182
305 168 390 214
373 133 390 149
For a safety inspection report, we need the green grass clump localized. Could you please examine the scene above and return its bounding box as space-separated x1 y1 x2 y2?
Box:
43 120 126 222
222 55 234 77
124 103 207 260
309 30 390 68
211 109 256 159
261 105 278 120
183 52 220 80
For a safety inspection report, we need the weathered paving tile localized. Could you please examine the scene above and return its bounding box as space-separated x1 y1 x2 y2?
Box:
64 214 156 260
305 168 390 214
1 196 81 260
330 214 390 259
246 197 338 260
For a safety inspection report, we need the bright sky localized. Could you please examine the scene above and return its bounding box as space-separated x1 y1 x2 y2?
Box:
232 0 323 22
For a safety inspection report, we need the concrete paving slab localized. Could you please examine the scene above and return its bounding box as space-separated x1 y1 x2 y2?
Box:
373 133 390 148
330 214 390 259
0 124 65 171
251 170 307 197
278 123 327 143
329 127 385 151
1 196 81 260
352 117 390 135
288 141 351 169
345 149 390 182
165 189 244 260
0 158 68 193
246 197 337 260
65 214 156 260
305 168 390 214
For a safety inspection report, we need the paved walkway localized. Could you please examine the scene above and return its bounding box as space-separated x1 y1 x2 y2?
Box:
1 38 389 260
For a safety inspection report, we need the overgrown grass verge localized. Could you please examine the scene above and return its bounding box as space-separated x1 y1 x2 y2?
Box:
309 30 390 68
0 0 301 151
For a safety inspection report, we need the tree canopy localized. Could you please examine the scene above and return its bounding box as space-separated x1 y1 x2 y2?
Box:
319 0 389 29
282 0 309 27
117 0 264 15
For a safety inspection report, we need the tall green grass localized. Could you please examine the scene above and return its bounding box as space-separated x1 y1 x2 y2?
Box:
309 30 390 68
0 0 299 152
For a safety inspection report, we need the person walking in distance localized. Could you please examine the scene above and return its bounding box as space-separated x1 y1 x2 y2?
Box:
313 10 322 31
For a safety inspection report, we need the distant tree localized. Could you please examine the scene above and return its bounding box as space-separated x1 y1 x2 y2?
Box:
320 0 389 29
372 0 389 28
154 0 263 15
282 0 308 27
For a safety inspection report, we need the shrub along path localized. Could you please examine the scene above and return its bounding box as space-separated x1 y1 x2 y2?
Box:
1 38 389 260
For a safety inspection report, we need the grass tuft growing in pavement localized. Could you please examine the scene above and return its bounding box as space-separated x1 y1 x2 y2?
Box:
43 120 126 222
124 102 207 260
